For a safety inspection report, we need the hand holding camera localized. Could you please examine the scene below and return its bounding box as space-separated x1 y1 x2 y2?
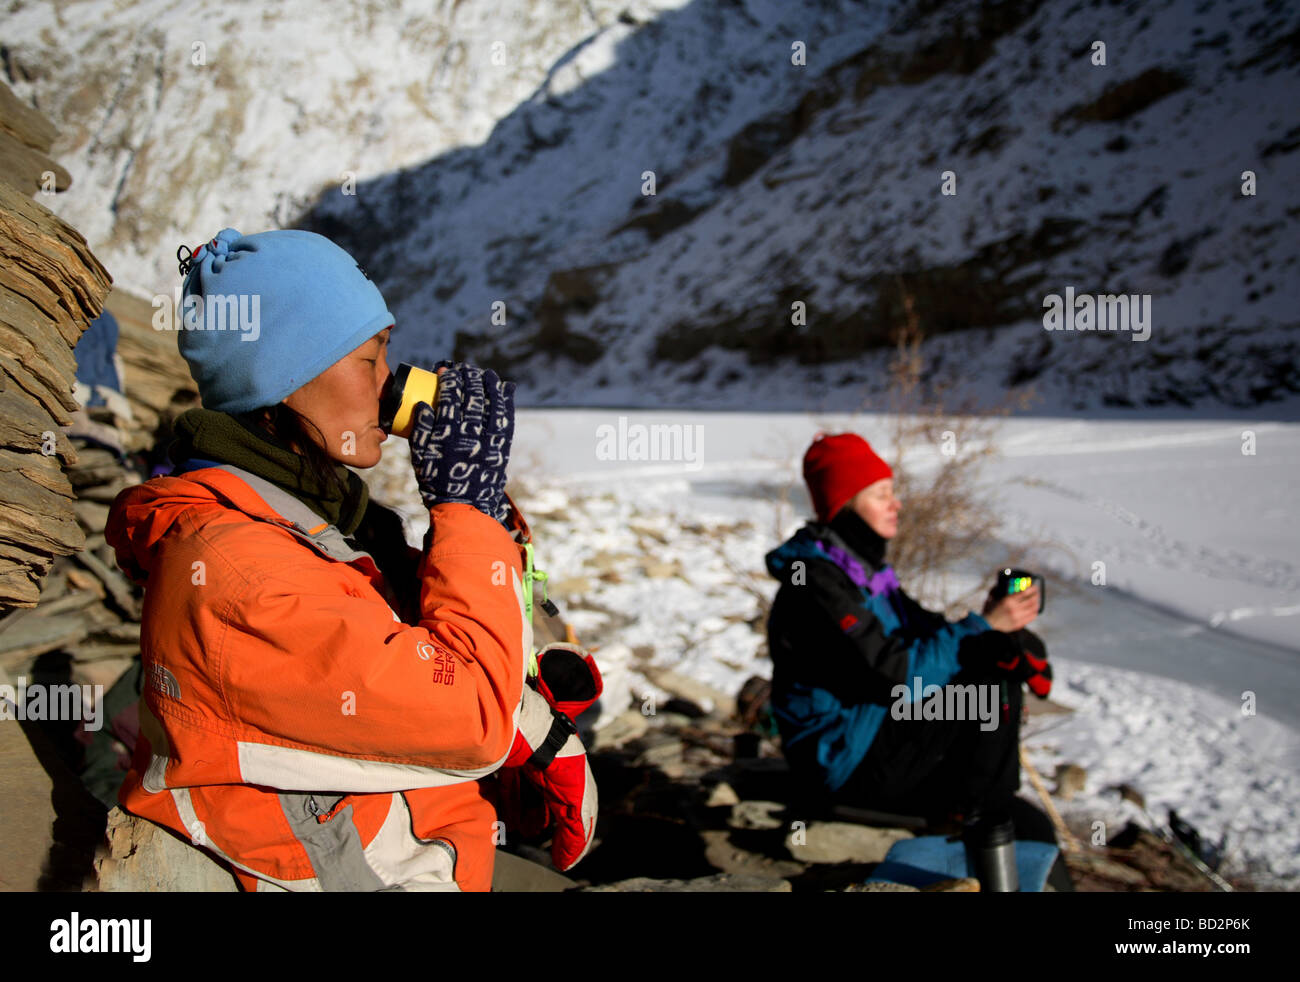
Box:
981 567 1044 633
976 569 1052 698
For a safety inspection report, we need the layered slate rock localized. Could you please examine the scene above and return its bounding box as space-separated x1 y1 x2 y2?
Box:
0 81 111 609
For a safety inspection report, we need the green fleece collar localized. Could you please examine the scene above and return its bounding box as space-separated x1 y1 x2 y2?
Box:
168 408 369 536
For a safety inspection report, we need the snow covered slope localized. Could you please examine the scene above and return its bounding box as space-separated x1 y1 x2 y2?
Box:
304 0 1300 414
7 0 1296 413
4 0 780 290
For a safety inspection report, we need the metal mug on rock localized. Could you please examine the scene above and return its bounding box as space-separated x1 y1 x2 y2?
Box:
963 812 1019 892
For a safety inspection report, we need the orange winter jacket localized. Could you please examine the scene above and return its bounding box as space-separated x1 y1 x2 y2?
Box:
105 463 531 891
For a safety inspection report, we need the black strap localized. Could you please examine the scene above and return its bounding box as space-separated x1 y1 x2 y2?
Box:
528 709 577 770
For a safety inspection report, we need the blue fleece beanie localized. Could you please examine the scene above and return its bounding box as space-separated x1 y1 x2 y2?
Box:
176 228 394 414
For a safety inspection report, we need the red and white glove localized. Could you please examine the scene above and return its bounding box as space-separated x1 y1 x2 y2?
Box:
502 684 598 871
533 642 603 722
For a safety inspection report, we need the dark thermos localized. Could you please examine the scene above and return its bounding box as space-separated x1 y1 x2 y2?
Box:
963 813 1019 892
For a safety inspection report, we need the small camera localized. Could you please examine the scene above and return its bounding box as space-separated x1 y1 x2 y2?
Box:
995 567 1045 614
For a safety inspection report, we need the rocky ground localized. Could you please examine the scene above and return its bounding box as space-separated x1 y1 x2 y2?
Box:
504 660 1243 892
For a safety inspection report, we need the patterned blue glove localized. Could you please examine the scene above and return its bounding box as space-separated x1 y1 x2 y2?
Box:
409 362 515 523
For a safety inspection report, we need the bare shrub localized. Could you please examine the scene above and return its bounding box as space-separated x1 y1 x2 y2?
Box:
875 277 1037 617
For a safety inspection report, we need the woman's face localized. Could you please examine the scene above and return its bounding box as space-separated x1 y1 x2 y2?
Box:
850 477 900 539
282 326 392 468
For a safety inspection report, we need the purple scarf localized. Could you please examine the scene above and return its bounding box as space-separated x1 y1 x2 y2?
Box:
820 541 907 627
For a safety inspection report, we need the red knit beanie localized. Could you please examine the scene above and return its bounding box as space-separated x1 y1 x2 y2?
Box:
802 432 893 522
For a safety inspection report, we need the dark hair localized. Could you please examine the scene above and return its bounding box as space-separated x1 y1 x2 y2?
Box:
234 403 349 499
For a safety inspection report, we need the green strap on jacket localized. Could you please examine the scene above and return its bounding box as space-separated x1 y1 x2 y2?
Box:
522 542 552 679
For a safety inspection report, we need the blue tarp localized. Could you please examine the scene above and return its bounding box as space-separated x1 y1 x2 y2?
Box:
867 835 1060 892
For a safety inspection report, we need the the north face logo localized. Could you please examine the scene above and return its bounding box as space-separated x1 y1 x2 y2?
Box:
148 664 182 700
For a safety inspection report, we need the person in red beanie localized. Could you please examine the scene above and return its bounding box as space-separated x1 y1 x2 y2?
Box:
765 432 1061 856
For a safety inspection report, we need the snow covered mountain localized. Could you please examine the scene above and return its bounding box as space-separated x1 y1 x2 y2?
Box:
3 0 714 288
5 0 1298 413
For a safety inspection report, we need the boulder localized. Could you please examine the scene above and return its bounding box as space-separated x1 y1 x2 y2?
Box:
95 808 239 892
846 880 921 893
638 664 736 717
591 707 649 750
920 877 981 892
1054 763 1087 801
785 821 913 864
585 872 792 892
700 829 805 880
727 800 786 831
704 781 740 808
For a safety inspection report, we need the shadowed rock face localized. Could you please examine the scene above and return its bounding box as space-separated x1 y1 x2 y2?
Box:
650 217 1087 367
1056 67 1190 126
326 0 1297 412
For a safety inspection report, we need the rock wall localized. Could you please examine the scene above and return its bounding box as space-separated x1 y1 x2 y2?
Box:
0 81 111 608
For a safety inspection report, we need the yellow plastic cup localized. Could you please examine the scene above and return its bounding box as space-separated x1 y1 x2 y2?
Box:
378 363 440 439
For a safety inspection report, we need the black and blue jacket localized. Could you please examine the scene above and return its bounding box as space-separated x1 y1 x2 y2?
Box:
765 509 991 793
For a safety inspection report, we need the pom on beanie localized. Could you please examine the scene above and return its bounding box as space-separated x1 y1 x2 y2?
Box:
802 432 893 522
175 228 394 414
